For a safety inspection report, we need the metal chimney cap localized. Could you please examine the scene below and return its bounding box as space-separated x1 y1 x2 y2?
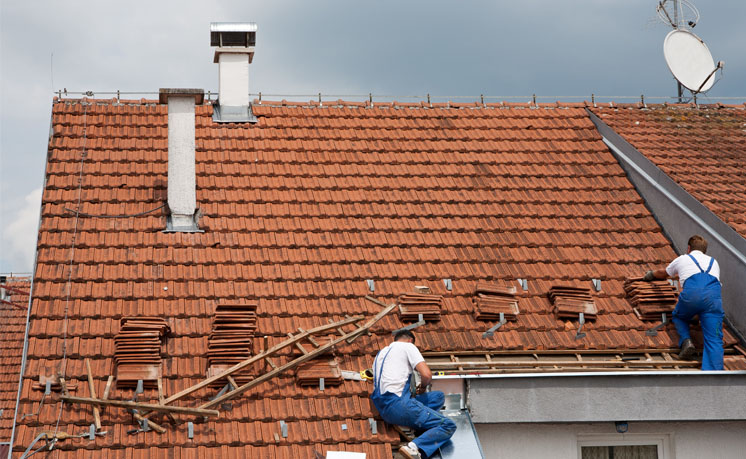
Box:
210 22 257 33
210 22 257 48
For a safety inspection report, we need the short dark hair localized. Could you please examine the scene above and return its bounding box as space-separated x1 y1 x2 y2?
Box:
394 330 415 343
688 235 708 253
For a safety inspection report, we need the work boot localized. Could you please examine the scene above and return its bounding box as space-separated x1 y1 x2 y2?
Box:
398 443 422 459
678 339 696 360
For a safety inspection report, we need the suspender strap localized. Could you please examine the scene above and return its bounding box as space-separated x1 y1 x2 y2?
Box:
687 254 705 273
374 348 392 393
705 257 715 274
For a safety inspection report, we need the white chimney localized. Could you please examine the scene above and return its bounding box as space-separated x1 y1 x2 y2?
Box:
159 88 204 232
211 22 257 122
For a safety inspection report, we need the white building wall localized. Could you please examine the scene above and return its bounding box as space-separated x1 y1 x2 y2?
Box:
476 421 746 459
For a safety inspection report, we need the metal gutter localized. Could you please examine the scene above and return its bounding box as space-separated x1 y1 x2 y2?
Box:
433 370 746 380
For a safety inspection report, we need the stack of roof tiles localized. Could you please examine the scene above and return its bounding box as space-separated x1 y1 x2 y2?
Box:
296 358 344 387
398 293 443 321
473 283 519 321
114 317 170 387
624 278 679 320
0 276 29 446
549 285 597 320
11 98 746 458
207 303 257 385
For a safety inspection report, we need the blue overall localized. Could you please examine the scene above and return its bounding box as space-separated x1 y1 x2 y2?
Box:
370 348 456 458
671 254 724 370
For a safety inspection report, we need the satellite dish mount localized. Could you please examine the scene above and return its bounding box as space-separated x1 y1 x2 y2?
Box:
657 0 724 102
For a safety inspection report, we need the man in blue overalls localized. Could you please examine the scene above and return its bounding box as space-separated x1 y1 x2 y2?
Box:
644 235 724 370
370 330 456 459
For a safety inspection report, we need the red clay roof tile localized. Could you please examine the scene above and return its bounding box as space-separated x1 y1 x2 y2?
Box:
13 98 746 456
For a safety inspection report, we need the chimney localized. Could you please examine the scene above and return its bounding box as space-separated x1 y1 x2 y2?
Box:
159 88 205 232
210 22 257 123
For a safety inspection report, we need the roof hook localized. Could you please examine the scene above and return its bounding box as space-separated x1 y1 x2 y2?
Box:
575 312 587 340
646 313 669 337
482 312 507 338
392 313 426 334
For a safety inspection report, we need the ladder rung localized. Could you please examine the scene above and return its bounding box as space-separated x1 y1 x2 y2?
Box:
265 357 278 369
298 328 320 347
226 375 238 390
288 333 309 354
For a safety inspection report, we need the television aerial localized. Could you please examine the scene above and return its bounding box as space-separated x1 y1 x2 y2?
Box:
656 0 724 101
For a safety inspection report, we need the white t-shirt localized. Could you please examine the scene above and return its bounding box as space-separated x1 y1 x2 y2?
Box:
373 341 425 397
666 250 720 286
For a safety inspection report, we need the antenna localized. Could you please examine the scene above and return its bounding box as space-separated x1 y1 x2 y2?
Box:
656 1 723 101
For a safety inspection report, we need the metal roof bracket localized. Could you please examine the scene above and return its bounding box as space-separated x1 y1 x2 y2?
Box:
443 279 453 291
517 278 528 291
592 279 602 291
392 314 426 334
319 378 325 392
369 418 378 434
366 279 375 292
280 420 288 438
575 313 587 340
482 313 507 338
646 313 669 337
187 422 194 439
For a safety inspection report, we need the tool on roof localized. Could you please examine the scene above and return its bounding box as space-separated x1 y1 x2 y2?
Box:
482 313 507 338
575 312 587 340
646 313 670 337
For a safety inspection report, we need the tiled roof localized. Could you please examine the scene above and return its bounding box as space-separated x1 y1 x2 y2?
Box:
590 103 746 237
0 276 29 442
13 98 746 456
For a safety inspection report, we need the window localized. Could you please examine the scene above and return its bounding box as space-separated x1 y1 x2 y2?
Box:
581 445 658 459
578 434 670 459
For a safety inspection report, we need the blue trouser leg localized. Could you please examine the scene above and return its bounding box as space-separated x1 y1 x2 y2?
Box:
672 295 696 346
415 390 445 412
700 306 724 371
372 390 456 458
672 277 724 370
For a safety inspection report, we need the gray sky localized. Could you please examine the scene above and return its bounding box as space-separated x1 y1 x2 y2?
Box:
1 0 745 272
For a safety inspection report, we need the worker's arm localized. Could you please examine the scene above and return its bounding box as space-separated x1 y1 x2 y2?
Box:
643 268 669 281
414 361 432 394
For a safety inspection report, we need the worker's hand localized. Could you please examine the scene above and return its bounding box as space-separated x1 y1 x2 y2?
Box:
643 270 655 282
415 384 427 395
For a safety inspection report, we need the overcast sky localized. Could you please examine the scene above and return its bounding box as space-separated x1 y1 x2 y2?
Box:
1 0 745 273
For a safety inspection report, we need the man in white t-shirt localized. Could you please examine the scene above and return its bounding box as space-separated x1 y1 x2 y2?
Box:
370 330 455 459
644 235 724 370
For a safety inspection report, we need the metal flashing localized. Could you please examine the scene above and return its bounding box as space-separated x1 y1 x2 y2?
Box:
211 103 258 123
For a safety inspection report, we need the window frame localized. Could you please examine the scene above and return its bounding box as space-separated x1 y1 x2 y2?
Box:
577 433 672 459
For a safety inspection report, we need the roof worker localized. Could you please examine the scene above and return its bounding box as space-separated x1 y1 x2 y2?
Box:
644 234 724 370
370 330 455 459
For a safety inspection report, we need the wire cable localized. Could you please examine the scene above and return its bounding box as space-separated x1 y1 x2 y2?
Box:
62 203 166 219
49 103 89 451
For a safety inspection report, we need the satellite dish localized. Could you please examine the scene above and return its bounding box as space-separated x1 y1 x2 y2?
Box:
663 29 721 93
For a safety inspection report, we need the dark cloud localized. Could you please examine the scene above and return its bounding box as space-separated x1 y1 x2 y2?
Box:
1 0 744 271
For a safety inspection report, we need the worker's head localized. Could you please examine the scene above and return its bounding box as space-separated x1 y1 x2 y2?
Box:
394 330 416 344
687 235 708 253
